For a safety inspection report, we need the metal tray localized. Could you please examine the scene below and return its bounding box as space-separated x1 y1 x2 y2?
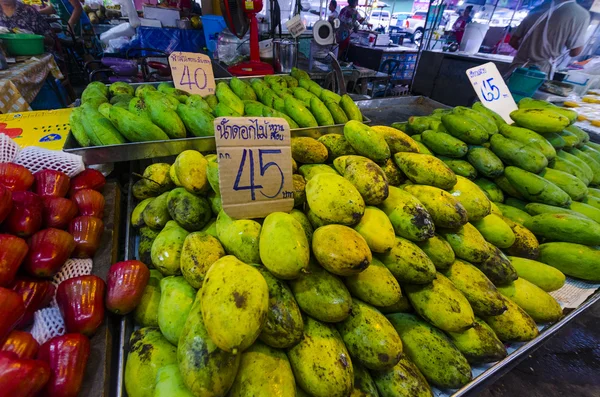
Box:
356 95 449 126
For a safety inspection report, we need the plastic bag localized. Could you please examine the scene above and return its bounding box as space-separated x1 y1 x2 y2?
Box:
100 22 136 44
113 0 140 27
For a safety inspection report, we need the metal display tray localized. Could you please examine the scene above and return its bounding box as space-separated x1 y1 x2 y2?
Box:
355 95 450 125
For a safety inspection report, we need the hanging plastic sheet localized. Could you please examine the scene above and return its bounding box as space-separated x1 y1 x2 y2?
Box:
127 26 207 55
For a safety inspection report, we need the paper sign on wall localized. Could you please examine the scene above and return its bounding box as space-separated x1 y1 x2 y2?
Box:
214 117 294 219
169 52 216 96
466 62 517 123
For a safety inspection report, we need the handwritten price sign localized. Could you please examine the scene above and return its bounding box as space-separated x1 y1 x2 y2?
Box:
466 62 517 123
214 117 294 219
169 52 216 96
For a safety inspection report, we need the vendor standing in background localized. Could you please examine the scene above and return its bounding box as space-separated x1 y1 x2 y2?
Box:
452 5 473 44
0 0 55 46
328 0 338 24
336 0 369 58
508 0 590 76
39 0 83 34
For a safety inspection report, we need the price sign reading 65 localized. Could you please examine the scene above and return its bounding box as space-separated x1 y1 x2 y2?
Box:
466 62 517 123
169 52 215 96
214 117 294 219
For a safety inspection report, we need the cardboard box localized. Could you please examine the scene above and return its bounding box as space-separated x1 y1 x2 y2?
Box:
0 108 73 151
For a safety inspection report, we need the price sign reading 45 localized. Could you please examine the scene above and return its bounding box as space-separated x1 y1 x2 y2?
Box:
214 117 294 219
169 52 216 96
466 62 517 123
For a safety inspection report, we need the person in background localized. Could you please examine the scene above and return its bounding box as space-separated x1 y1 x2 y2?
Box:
39 0 82 34
0 0 55 46
452 5 473 44
336 0 370 57
508 0 590 76
328 0 338 24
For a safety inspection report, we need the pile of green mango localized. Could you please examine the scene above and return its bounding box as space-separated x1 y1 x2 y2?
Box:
70 68 364 148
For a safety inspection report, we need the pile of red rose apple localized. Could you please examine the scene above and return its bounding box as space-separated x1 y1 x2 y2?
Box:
0 162 150 396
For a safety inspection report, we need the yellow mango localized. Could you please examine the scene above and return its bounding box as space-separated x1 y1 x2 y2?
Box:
313 225 372 276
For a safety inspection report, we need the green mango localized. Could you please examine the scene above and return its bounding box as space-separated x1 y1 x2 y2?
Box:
439 157 478 180
290 208 314 243
386 313 472 389
453 106 498 135
176 104 215 137
477 242 518 286
312 225 372 276
201 256 269 353
216 210 261 264
350 362 380 396
291 137 328 164
216 81 244 114
310 97 335 126
490 134 548 173
344 121 390 163
293 174 306 207
228 342 295 397
571 201 600 223
136 163 174 199
86 81 109 97
421 130 468 158
404 272 474 332
447 318 507 364
337 156 389 205
344 257 401 307
259 212 310 279
370 355 432 397
214 102 241 117
557 150 594 184
403 184 467 229
337 299 403 371
318 134 357 162
166 188 210 231
229 77 257 101
131 198 153 228
305 173 365 226
69 107 91 147
381 158 405 186
472 101 506 127
378 236 436 284
444 259 506 316
138 226 159 265
80 103 126 145
320 88 341 104
185 94 212 113
569 147 600 185
481 296 539 342
497 278 563 322
178 290 240 396
566 124 589 143
493 174 525 200
416 234 455 271
551 155 591 185
441 113 488 144
291 67 310 80
585 194 600 211
157 276 195 345
128 97 152 120
154 365 194 397
448 175 492 222
179 232 225 288
407 116 437 134
559 129 581 149
133 269 163 327
340 94 363 121
143 93 186 139
157 83 189 102
545 131 567 150
505 197 528 211
207 191 222 215
254 266 304 348
439 222 490 263
503 217 540 260
242 100 264 116
135 84 156 98
109 81 134 96
495 203 532 225
499 124 556 161
466 146 504 178
298 164 338 180
288 316 354 397
473 178 504 202
395 152 457 189
505 166 572 208
372 125 420 154
538 242 600 281
326 101 349 125
525 213 600 245
284 96 318 128
124 327 177 397
525 202 589 219
108 105 170 142
283 75 299 88
151 220 189 276
510 108 570 134
378 296 413 314
353 206 395 253
471 213 515 248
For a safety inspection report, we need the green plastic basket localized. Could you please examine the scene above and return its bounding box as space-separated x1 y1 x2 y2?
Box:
0 34 44 56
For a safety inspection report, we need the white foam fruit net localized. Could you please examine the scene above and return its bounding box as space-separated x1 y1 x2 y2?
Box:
15 146 85 178
0 133 20 163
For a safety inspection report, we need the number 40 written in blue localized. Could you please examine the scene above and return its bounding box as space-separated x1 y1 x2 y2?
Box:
481 77 500 102
233 149 285 200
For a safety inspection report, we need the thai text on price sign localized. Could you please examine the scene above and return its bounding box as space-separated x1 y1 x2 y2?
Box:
214 117 294 219
466 62 517 123
169 52 216 96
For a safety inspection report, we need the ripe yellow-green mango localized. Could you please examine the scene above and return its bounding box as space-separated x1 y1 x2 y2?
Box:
379 296 412 314
490 134 548 173
344 257 401 307
467 146 504 178
505 197 528 211
335 156 390 205
481 296 539 342
404 272 475 332
417 234 455 271
228 342 295 397
439 157 478 180
453 106 498 135
545 131 567 150
259 212 310 279
439 222 490 263
344 121 391 163
441 113 489 144
133 270 163 327
318 133 357 161
298 163 338 181
180 232 225 288
353 206 395 253
538 242 600 281
508 256 565 292
510 108 570 134
289 259 352 322
551 155 591 185
505 166 571 208
337 299 403 370
207 191 222 214
490 202 502 216
503 217 540 260
394 152 457 189
495 203 532 225
525 213 600 245
340 94 363 121
288 316 354 397
166 188 211 231
422 130 468 158
254 265 304 348
216 210 261 264
566 124 589 143
142 191 171 230
379 186 434 242
305 173 365 225
386 313 472 389
497 278 562 323
216 81 244 114
449 175 492 222
472 101 506 127
404 184 467 229
350 362 379 397
559 130 579 149
371 355 432 397
499 124 556 161
447 318 507 364
313 224 372 276
378 236 436 284
477 242 518 286
132 197 153 228
381 159 405 186
443 259 506 316
525 202 588 219
201 256 269 353
311 96 335 126
178 290 240 396
474 178 504 202
151 220 189 276
157 276 195 345
173 150 209 195
293 174 306 207
471 213 515 248
154 364 194 397
138 227 159 265
290 208 313 243
125 327 177 397
326 101 349 125
285 96 318 128
291 137 328 164
306 207 328 229
372 125 420 154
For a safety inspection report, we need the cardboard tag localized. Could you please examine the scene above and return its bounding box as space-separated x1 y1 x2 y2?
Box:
169 52 216 96
214 117 294 219
286 15 306 38
466 62 517 123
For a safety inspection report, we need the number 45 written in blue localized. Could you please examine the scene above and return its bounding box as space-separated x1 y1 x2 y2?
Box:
233 149 285 200
481 77 500 102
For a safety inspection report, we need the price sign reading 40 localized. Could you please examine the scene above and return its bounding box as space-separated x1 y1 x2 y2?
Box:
169 52 216 96
466 62 517 124
214 117 294 219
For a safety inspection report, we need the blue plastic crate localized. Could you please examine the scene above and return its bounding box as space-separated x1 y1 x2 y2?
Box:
202 15 227 53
